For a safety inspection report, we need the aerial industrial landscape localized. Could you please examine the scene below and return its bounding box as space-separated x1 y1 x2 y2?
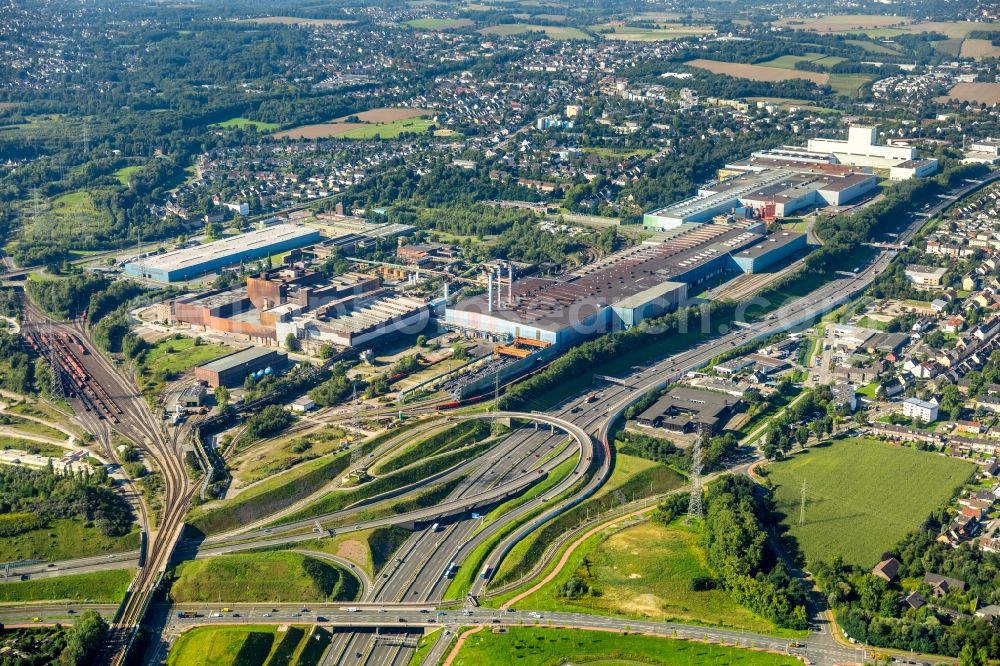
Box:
1 0 1000 665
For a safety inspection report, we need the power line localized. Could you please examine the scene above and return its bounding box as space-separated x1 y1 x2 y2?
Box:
799 478 807 526
687 436 703 522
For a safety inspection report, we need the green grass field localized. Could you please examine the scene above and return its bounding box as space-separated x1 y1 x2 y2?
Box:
337 117 433 139
113 165 142 186
168 625 279 666
214 117 281 131
0 568 134 603
230 425 350 486
767 438 975 568
169 552 360 603
828 73 873 97
592 24 714 41
451 627 800 666
0 519 139 562
478 23 592 40
507 520 782 634
406 17 474 29
137 336 230 399
845 38 899 54
0 436 65 457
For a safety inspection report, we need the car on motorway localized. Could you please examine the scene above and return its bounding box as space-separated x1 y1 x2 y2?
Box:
398 617 407 623
210 612 221 618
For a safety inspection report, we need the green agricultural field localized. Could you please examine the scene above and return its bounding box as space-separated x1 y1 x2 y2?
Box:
337 117 433 139
766 438 975 568
828 73 873 97
760 53 847 71
508 520 782 634
167 625 279 666
0 519 140 562
593 24 714 41
406 17 474 29
478 23 592 40
451 627 800 666
845 39 899 54
214 117 280 131
0 568 134 603
169 552 360 603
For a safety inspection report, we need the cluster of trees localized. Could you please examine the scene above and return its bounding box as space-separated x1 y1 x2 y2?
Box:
0 464 133 537
0 331 36 395
813 533 1000 659
760 384 840 460
702 475 809 629
810 162 989 275
308 362 355 407
0 611 107 666
500 300 739 410
241 404 295 443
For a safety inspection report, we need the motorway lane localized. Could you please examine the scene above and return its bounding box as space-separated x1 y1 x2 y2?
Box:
345 427 569 665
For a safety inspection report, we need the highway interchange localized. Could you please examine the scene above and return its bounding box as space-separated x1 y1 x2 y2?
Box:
3 174 993 665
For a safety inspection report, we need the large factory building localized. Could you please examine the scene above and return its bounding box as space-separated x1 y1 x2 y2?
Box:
445 222 787 348
124 224 321 282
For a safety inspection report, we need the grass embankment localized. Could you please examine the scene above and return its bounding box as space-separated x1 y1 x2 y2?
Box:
189 422 433 535
169 552 359 603
0 569 134 604
168 625 277 666
374 421 487 475
284 525 410 577
0 436 65 457
168 623 329 666
450 627 800 665
492 456 684 588
0 519 140 562
0 414 68 440
766 438 976 568
276 440 496 525
232 426 349 486
503 520 780 634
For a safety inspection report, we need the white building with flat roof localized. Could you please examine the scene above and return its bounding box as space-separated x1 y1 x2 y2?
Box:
806 125 917 169
902 397 939 423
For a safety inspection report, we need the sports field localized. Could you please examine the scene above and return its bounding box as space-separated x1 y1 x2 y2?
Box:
451 627 801 666
767 438 974 568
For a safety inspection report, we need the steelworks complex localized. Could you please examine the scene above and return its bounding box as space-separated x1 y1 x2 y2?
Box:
445 221 807 347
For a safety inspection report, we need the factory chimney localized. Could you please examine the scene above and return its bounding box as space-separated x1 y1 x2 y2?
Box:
487 270 493 313
508 263 513 306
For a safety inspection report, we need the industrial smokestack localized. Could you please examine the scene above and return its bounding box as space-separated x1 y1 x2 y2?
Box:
487 270 493 313
508 262 513 306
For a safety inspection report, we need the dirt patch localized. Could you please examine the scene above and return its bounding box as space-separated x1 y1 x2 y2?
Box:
961 38 1000 60
338 107 431 123
336 539 369 567
626 593 662 615
274 122 367 139
686 59 828 85
937 82 1000 105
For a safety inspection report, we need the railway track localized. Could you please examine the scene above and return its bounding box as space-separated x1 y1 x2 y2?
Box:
21 298 193 665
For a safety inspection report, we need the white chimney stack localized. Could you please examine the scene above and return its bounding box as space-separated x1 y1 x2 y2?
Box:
508 262 513 306
487 270 493 313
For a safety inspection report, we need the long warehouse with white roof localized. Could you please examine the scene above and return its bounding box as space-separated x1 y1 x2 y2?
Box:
123 224 321 282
